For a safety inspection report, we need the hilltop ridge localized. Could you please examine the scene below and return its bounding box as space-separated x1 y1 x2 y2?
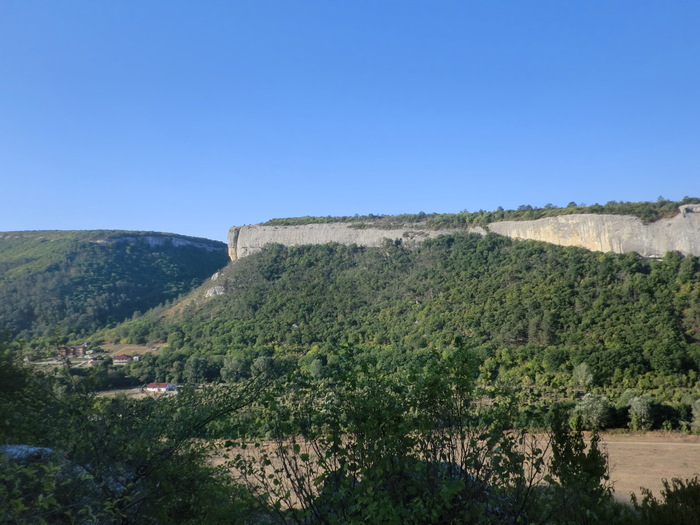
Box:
229 203 700 261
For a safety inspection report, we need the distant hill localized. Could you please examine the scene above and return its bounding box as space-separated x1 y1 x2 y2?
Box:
0 230 228 342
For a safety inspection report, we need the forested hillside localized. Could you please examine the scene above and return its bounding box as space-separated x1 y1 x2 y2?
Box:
0 231 228 342
117 233 700 392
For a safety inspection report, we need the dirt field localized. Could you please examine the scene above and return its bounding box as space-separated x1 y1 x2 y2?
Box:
599 431 700 503
216 431 700 506
101 343 159 356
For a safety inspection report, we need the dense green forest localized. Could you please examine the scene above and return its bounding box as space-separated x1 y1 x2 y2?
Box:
116 234 700 389
0 230 228 342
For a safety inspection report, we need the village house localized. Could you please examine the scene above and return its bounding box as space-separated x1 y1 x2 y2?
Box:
56 343 89 358
146 382 176 392
113 354 133 366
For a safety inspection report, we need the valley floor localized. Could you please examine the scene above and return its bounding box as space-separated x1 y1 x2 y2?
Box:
600 431 700 503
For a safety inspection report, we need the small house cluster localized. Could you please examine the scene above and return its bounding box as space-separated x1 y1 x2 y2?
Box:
57 343 89 358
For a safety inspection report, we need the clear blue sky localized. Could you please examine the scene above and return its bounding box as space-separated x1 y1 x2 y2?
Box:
1 1 698 242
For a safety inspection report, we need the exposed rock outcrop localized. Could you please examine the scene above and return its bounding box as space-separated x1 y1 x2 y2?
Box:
228 205 700 261
488 205 700 258
228 223 486 261
205 285 225 297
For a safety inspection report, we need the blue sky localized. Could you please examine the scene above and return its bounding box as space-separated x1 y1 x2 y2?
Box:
1 1 698 242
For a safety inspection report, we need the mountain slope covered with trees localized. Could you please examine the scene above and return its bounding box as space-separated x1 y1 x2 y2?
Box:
116 233 700 395
0 230 228 342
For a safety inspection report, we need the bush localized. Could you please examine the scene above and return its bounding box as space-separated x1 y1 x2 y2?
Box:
571 394 612 430
632 476 700 524
691 398 700 433
231 350 619 523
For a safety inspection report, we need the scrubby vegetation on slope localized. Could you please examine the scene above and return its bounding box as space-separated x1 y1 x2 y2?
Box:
0 230 228 342
264 196 700 229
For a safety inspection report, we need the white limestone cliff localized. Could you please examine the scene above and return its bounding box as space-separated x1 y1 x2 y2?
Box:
228 205 700 261
228 223 487 260
488 205 700 258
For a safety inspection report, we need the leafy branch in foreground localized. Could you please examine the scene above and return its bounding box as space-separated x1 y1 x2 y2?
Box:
0 343 271 524
230 348 620 524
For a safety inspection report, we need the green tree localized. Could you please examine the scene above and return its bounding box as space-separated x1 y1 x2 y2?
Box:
572 394 612 430
629 396 655 431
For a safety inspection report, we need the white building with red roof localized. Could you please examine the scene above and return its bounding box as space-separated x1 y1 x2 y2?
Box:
113 355 133 365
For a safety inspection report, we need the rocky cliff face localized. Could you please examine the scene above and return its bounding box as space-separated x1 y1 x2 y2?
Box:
228 205 700 261
488 205 700 258
228 223 486 260
105 235 226 252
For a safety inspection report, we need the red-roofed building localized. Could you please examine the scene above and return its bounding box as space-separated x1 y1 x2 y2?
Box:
113 355 133 365
146 382 176 392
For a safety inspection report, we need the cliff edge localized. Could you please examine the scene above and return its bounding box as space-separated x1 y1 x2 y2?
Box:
228 205 700 261
488 205 700 258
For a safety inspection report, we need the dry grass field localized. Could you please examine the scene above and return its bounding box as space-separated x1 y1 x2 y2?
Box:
600 431 700 503
214 430 700 507
101 343 160 356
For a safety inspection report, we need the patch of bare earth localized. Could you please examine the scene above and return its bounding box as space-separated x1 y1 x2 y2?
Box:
212 432 700 508
599 431 700 503
102 343 160 356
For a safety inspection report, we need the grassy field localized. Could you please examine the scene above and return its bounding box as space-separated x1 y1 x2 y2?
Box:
601 431 700 503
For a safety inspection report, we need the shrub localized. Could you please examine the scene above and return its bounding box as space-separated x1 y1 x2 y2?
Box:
571 393 612 430
632 476 700 524
691 398 700 433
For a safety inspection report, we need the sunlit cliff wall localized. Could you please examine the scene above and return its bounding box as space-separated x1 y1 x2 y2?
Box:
488 205 700 258
228 205 700 261
228 223 486 261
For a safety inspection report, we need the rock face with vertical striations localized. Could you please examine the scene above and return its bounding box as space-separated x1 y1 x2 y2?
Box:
227 223 487 260
228 205 700 261
487 205 700 258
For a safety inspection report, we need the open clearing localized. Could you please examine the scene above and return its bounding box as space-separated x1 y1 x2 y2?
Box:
600 431 700 503
101 343 160 356
215 430 700 506
92 386 699 505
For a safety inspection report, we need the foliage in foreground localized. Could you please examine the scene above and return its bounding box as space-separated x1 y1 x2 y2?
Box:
227 348 622 524
2 342 698 524
630 475 700 525
0 346 264 524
